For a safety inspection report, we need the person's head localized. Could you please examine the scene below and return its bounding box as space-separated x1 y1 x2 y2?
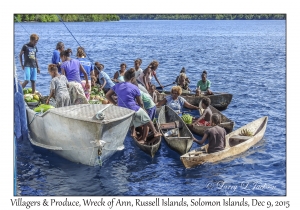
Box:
120 63 127 72
60 48 72 62
201 97 211 109
29 34 39 46
56 42 64 51
148 60 159 71
48 64 58 77
76 46 86 58
124 68 136 82
195 88 201 96
211 113 221 126
180 67 186 73
134 59 141 69
171 86 182 99
150 84 156 93
179 73 186 82
201 71 207 82
202 70 207 75
94 62 104 72
91 75 97 86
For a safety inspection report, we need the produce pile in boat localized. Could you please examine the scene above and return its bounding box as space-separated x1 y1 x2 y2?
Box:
181 114 193 124
89 85 109 104
240 128 253 136
23 88 41 103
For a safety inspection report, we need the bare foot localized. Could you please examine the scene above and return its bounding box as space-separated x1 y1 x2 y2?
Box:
137 139 145 144
154 132 162 138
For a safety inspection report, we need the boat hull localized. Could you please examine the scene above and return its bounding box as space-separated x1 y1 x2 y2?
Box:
157 105 194 155
157 91 233 111
26 104 134 166
180 116 268 168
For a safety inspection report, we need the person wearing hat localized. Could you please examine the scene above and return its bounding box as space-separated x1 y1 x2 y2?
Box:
175 67 191 85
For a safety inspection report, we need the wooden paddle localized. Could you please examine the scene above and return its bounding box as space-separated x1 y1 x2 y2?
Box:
156 82 176 90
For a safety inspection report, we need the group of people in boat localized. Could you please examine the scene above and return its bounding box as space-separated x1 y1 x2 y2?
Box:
19 33 224 151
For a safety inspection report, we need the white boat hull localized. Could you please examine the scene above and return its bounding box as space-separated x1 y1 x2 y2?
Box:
26 104 134 166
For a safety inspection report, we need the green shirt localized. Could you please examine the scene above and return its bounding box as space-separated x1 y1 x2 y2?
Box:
197 80 211 91
140 91 155 110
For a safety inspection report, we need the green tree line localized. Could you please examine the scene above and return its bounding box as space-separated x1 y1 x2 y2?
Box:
14 14 285 22
14 14 120 22
119 14 286 20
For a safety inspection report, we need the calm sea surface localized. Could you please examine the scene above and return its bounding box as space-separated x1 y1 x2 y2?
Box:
14 20 286 196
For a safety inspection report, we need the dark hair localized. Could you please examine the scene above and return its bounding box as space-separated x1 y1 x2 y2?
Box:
124 68 136 81
56 42 64 50
94 62 104 71
60 48 72 57
202 70 207 76
211 113 221 125
135 58 142 65
120 63 127 68
202 97 211 107
76 46 86 57
180 67 186 73
48 64 58 72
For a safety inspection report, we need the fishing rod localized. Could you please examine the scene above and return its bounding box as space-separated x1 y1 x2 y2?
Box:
56 15 97 67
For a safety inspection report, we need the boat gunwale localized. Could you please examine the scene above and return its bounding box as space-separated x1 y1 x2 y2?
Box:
26 104 135 124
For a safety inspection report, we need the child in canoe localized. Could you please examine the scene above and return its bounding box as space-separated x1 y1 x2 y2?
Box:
148 84 158 104
192 97 212 126
46 64 70 107
193 113 226 153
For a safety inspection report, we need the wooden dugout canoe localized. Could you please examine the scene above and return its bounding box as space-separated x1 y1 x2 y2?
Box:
187 99 235 136
157 105 194 155
132 126 161 158
157 91 233 111
180 116 268 168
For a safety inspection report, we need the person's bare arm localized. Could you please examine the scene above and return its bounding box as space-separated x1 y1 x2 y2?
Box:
46 89 55 104
79 64 89 89
100 78 107 90
156 98 167 107
194 133 208 145
143 68 150 91
136 95 144 110
153 73 163 88
106 89 117 105
19 50 24 70
192 109 207 126
183 101 199 110
35 57 40 74
61 68 66 76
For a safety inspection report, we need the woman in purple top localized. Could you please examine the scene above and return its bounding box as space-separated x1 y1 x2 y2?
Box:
60 48 89 105
106 68 162 144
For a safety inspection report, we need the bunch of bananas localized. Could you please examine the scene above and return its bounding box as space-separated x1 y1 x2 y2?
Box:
240 128 253 136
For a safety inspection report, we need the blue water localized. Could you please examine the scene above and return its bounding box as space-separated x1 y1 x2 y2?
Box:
14 20 286 196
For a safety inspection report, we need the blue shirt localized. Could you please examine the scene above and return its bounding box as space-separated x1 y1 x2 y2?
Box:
165 95 186 115
77 57 93 80
99 71 115 89
52 49 61 73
